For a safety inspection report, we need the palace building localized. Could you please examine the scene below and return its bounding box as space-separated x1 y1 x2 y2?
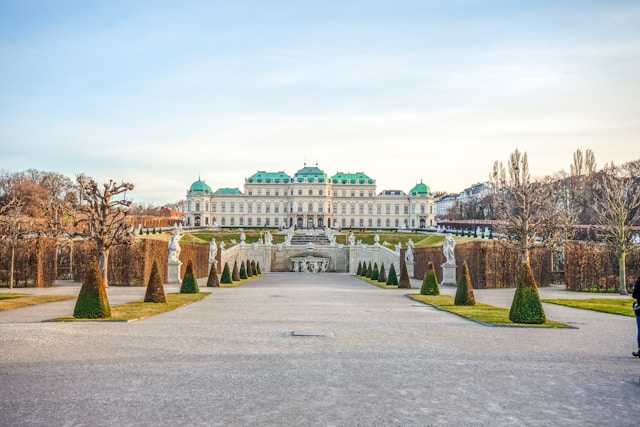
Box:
185 163 435 230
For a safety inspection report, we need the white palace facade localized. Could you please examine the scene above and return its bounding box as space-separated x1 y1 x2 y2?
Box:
185 163 435 231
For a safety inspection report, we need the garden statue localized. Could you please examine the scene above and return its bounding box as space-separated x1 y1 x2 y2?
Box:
444 234 456 265
208 238 217 263
405 238 414 263
168 227 182 262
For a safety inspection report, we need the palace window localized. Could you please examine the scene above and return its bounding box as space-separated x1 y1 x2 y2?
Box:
248 203 253 213
308 203 313 212
359 204 364 214
274 203 279 213
257 202 262 213
359 219 364 227
212 203 216 213
404 205 409 215
239 203 244 213
266 203 270 213
350 204 355 214
385 204 391 215
221 203 225 213
341 204 347 214
309 189 313 196
230 203 235 213
195 202 200 212
205 202 209 212
395 204 400 214
377 204 381 214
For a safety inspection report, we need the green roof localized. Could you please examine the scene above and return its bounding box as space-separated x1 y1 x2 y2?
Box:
189 179 212 194
330 172 374 185
214 187 243 195
409 181 431 196
246 171 292 184
294 165 328 183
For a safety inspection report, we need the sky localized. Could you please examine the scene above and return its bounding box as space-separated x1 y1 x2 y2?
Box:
1 0 639 205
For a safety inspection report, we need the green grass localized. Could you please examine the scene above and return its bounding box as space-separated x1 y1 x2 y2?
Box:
542 298 635 317
0 293 75 311
410 294 572 328
50 292 210 322
355 275 400 289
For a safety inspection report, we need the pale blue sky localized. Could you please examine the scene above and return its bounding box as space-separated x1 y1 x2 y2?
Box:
1 0 639 204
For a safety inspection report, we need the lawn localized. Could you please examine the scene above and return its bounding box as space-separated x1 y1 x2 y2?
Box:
50 292 210 322
0 293 75 311
542 297 635 317
410 294 572 328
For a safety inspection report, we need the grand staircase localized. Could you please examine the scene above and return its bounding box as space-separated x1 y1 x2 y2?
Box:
289 233 331 246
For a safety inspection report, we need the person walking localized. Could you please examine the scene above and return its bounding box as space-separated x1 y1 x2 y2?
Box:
633 277 640 357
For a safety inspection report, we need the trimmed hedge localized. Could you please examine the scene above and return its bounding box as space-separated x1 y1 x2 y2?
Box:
73 258 111 318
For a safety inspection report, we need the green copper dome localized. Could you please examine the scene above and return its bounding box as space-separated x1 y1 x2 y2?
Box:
294 164 328 183
189 179 212 194
409 181 430 196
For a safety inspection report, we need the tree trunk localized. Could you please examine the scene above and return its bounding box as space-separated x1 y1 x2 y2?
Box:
619 250 627 295
9 242 15 289
98 248 110 288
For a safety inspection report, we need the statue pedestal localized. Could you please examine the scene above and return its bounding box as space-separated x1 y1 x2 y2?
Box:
406 261 414 279
168 261 182 284
440 263 457 286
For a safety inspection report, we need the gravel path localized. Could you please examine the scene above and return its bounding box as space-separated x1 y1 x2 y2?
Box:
1 274 639 426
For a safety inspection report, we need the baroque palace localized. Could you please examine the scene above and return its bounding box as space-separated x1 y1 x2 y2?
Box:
185 163 435 231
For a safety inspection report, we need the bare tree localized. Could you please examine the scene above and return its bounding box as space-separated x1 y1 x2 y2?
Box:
489 149 555 324
592 162 640 295
490 149 558 263
75 176 134 288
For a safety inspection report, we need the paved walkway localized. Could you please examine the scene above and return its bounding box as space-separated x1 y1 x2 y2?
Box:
1 274 639 426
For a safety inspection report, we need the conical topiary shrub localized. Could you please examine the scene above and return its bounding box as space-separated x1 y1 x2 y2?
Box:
250 260 257 276
239 261 248 279
366 262 373 278
144 259 166 303
180 260 199 294
371 262 379 281
356 261 362 276
246 259 253 277
207 261 220 287
256 262 261 274
420 262 440 295
509 261 546 324
74 258 111 318
220 262 232 284
232 260 240 281
454 261 475 306
378 263 387 283
398 260 412 289
386 263 398 286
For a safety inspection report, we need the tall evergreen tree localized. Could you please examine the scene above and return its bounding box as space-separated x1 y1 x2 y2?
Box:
386 263 398 286
509 261 546 324
144 259 166 303
239 260 248 279
246 259 253 277
398 260 412 289
356 261 362 275
73 258 111 318
220 262 232 284
180 260 199 294
207 261 220 287
371 262 379 281
378 263 387 283
420 262 440 295
232 260 240 281
366 261 373 278
454 261 475 306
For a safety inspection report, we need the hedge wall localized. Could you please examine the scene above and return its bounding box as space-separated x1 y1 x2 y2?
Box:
564 240 640 292
412 241 553 289
0 237 57 287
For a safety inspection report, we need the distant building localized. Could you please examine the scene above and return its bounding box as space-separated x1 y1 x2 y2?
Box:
185 163 435 230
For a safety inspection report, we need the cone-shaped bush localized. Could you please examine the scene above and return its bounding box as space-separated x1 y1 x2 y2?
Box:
239 261 248 279
366 261 373 278
207 261 220 287
251 260 257 276
378 263 387 283
144 260 166 303
454 261 475 306
371 263 379 281
420 262 440 295
180 260 199 294
74 258 111 318
246 259 253 277
386 263 398 286
398 260 412 289
356 261 362 275
232 260 240 281
256 262 261 274
509 261 546 324
220 262 232 284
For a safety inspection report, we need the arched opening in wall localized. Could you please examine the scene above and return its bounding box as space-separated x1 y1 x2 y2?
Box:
194 215 201 226
297 216 304 228
307 217 314 228
419 218 425 228
317 217 324 228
